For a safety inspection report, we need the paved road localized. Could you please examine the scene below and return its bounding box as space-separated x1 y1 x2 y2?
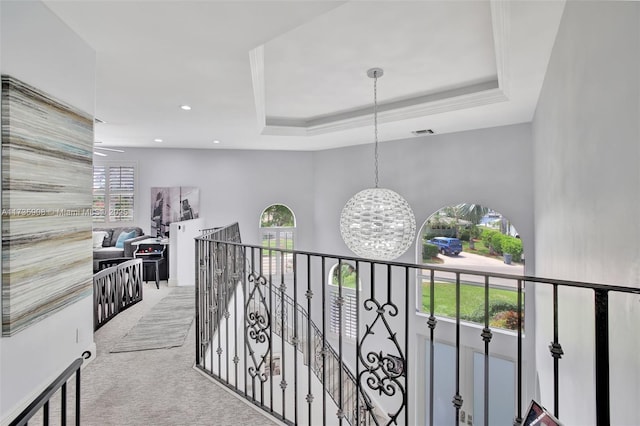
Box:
425 251 524 290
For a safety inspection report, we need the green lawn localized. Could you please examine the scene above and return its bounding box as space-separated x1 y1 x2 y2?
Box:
462 239 495 257
422 281 523 330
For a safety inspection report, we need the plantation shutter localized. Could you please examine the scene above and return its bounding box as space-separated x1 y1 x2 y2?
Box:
108 166 135 222
93 165 106 222
329 288 357 340
93 163 135 224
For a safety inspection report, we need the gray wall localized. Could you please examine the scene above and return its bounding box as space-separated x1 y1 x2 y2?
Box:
0 1 96 420
532 2 640 424
112 123 534 275
99 148 316 249
313 123 534 268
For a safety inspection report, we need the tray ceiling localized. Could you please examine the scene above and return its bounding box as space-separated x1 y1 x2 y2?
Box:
42 0 566 150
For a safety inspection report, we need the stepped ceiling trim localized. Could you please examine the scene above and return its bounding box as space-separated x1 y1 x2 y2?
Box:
251 0 510 137
42 0 565 150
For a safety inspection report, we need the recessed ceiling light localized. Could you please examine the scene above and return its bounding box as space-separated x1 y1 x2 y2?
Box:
94 151 107 157
180 105 192 111
154 138 163 143
212 140 220 144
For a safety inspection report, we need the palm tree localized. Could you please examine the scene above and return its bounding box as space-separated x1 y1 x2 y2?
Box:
455 204 490 248
455 203 490 225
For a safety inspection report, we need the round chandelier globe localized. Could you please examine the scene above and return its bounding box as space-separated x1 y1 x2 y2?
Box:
340 187 416 261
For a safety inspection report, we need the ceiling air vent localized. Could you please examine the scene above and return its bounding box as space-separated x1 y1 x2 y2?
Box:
412 129 434 136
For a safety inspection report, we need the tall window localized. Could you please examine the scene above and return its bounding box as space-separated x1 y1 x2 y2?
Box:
259 204 295 275
93 163 136 224
329 262 359 340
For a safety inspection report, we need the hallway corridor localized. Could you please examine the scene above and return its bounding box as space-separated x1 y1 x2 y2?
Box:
82 283 280 426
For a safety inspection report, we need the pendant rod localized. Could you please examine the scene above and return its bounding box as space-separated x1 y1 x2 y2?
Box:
368 68 383 189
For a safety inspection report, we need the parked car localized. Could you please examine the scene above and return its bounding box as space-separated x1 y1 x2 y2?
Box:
428 237 463 256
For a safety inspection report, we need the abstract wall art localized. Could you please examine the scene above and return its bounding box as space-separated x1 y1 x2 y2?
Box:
150 186 200 238
1 76 94 336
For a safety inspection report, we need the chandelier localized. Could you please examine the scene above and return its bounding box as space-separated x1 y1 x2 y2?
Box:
339 68 416 261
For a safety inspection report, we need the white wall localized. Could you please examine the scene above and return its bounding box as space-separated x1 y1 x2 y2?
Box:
312 123 534 269
101 148 315 250
0 1 96 421
169 218 204 286
532 2 640 425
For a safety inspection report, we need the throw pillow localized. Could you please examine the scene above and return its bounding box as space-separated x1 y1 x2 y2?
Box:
102 229 114 247
115 230 137 249
92 231 108 249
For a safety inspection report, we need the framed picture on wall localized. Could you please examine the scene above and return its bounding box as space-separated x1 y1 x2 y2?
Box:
151 186 199 238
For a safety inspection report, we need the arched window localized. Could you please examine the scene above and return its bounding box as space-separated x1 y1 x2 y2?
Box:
328 262 359 340
259 204 295 275
416 203 524 331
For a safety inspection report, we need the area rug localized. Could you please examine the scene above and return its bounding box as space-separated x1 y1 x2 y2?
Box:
111 286 195 353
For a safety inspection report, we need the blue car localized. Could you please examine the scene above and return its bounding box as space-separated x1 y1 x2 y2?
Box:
428 237 463 256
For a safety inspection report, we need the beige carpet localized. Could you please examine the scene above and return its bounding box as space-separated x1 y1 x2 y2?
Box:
111 286 194 353
80 282 281 426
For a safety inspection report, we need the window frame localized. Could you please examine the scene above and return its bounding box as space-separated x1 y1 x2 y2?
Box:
259 204 296 276
93 161 138 226
328 262 360 341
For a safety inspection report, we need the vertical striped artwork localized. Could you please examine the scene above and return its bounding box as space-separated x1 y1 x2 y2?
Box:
1 76 94 336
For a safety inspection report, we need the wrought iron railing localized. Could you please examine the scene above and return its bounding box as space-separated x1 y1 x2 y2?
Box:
195 223 640 426
9 351 91 426
93 258 143 330
267 273 384 425
196 224 382 424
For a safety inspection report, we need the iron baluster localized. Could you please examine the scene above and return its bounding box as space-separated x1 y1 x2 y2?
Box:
195 240 201 366
428 269 436 426
482 275 492 426
453 272 463 425
306 255 314 426
292 253 299 425
355 261 361 426
280 250 287 419
594 289 610 426
549 284 563 419
321 256 327 426
224 243 230 385
61 382 66 424
338 259 344 425
515 279 523 426
404 266 410 425
75 364 81 426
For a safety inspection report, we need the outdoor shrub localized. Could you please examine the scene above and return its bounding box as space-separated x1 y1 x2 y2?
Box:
490 310 524 331
481 229 498 248
488 232 504 254
468 300 520 324
459 227 471 241
460 225 482 242
501 237 523 262
422 243 439 261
